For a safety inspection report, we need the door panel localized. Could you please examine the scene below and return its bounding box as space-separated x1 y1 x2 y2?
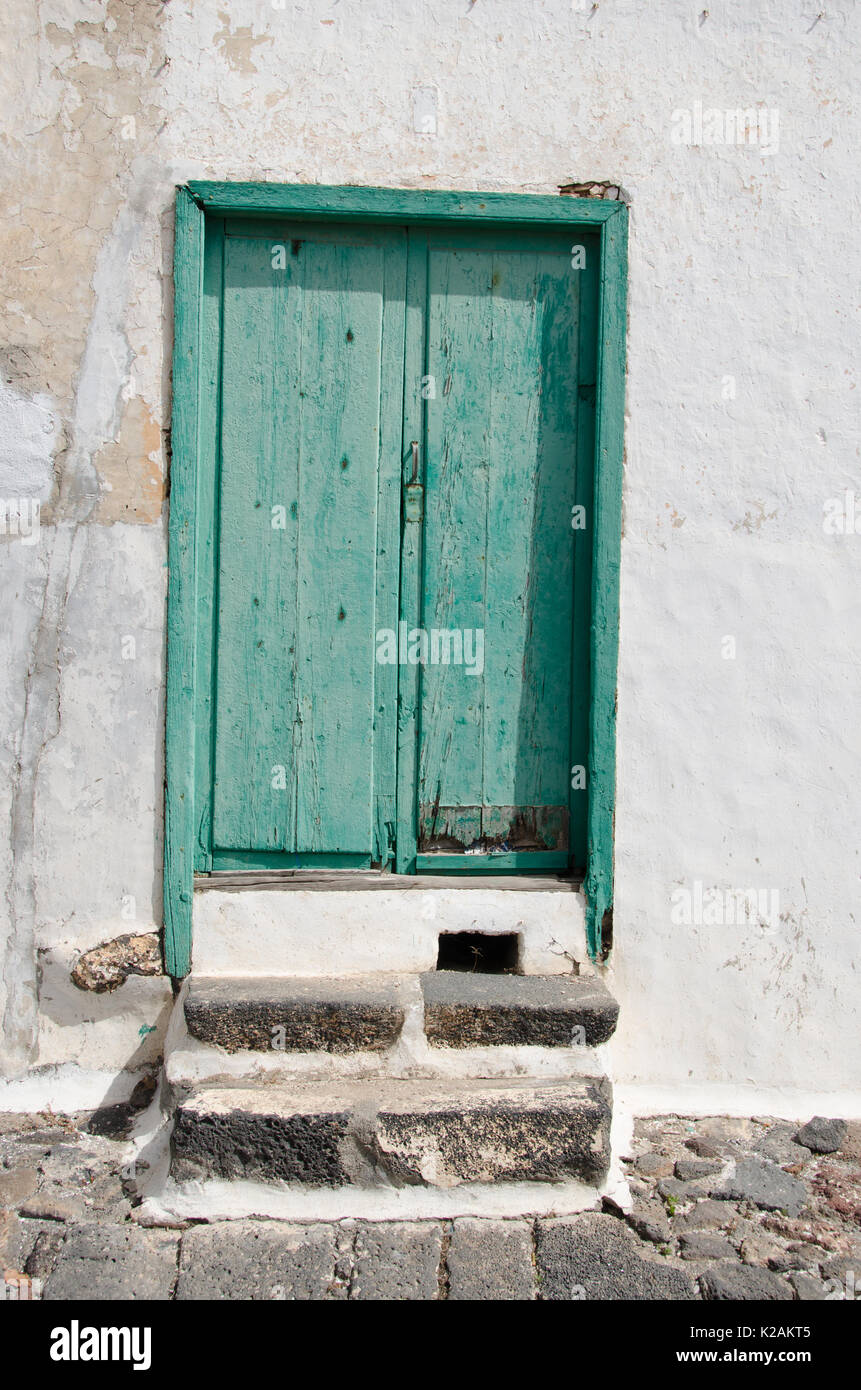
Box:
211 224 406 861
411 227 593 869
200 217 594 876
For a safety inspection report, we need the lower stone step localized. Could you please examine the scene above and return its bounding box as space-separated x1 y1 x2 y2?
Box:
170 1077 612 1189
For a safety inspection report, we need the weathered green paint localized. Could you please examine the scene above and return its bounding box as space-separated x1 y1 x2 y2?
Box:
167 185 627 972
210 850 371 872
569 238 600 875
164 187 204 978
212 222 406 861
394 234 427 874
192 216 225 874
189 182 621 227
584 202 628 956
411 226 591 873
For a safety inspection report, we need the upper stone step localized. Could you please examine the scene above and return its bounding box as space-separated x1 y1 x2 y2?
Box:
421 971 619 1048
184 975 406 1054
183 971 620 1055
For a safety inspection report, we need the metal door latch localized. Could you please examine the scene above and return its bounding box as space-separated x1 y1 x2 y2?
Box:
405 439 423 522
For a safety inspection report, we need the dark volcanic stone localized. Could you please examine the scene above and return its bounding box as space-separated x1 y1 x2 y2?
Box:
685 1136 721 1159
421 971 619 1048
794 1117 848 1155
447 1219 535 1300
536 1214 696 1300
635 1151 674 1178
790 1271 830 1300
754 1123 808 1165
42 1225 179 1301
700 1264 793 1301
24 1225 68 1280
352 1222 443 1301
677 1199 734 1231
674 1158 723 1181
176 1221 336 1300
87 1072 159 1138
184 975 405 1054
678 1233 735 1261
626 1200 671 1244
658 1178 695 1202
714 1158 808 1217
374 1079 612 1186
171 1102 351 1186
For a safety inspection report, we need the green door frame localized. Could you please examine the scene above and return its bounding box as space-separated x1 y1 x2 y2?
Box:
165 182 628 978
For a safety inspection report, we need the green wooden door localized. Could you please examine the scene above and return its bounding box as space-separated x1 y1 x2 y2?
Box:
198 218 596 876
204 220 406 870
399 226 597 875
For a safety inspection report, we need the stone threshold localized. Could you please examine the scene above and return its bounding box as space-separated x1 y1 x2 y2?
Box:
194 871 579 892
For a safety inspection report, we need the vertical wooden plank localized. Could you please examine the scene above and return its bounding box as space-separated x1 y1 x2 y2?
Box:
419 246 491 822
213 232 302 852
294 240 387 853
395 229 427 873
415 231 582 863
569 233 600 873
482 246 578 823
164 187 205 978
192 218 225 872
373 235 408 865
481 248 539 817
585 205 628 955
213 227 400 860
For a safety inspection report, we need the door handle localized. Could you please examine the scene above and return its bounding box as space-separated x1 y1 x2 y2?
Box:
405 441 423 522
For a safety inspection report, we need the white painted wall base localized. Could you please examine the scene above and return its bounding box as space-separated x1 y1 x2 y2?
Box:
139 1174 605 1227
192 887 591 977
0 1064 151 1113
614 1083 861 1124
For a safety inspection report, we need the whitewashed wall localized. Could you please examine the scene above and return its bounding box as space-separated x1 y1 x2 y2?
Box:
0 0 859 1109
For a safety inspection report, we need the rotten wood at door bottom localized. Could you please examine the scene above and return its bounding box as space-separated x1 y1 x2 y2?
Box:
418 804 569 854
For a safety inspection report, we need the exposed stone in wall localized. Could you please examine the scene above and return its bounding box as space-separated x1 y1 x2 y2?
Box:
93 395 166 524
71 932 162 994
558 180 628 201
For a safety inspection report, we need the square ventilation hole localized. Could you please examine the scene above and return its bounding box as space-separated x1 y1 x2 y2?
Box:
435 931 520 974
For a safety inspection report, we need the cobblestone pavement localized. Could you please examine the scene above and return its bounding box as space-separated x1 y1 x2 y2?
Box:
1 1107 859 1300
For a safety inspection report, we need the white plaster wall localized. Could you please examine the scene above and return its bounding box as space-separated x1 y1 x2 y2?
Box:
0 0 859 1104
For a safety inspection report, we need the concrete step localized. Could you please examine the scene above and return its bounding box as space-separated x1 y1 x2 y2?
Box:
170 1076 612 1189
421 971 619 1048
182 972 619 1055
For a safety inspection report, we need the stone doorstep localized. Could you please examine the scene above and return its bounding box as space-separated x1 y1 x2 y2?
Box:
183 972 620 1054
421 970 619 1047
170 1076 612 1189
